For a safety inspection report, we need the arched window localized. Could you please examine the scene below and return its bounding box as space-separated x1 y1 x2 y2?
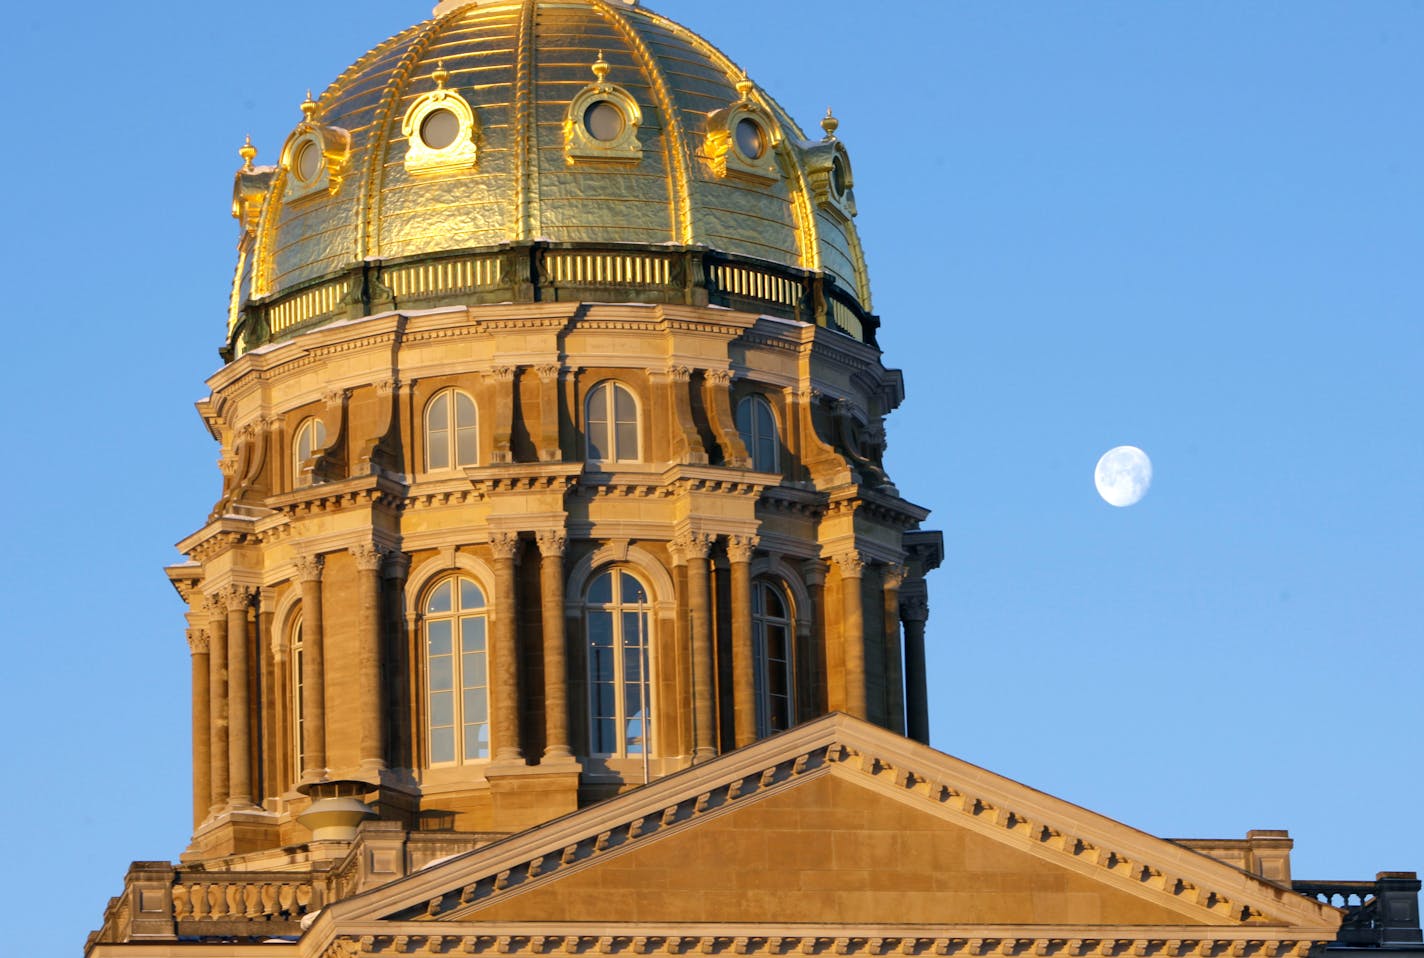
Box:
585 381 639 463
751 579 794 736
290 615 306 771
735 394 779 473
424 388 478 471
585 568 652 756
424 576 490 765
293 418 327 487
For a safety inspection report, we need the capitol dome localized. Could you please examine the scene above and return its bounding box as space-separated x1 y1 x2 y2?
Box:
228 0 875 356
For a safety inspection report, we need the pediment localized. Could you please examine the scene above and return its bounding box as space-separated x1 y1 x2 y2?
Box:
317 716 1339 955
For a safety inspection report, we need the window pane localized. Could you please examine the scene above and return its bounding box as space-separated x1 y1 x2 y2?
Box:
588 420 609 461
625 713 644 755
428 650 453 691
592 717 617 755
620 574 647 605
455 423 477 466
430 690 454 728
591 646 615 684
464 722 489 761
313 420 327 448
428 428 450 470
615 420 638 460
588 573 613 606
463 687 488 724
462 650 486 694
426 581 453 615
613 384 635 423
431 726 455 764
428 394 449 431
756 400 774 437
735 398 751 437
454 391 476 427
460 580 486 611
758 436 776 471
594 680 616 717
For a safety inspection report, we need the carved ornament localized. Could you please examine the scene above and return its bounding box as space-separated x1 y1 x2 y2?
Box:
535 530 568 559
726 534 760 564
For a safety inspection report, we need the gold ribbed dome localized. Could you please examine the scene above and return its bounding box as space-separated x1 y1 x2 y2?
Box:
228 0 873 353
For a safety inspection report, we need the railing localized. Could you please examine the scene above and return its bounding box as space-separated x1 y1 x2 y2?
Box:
230 242 880 358
1293 873 1422 947
172 873 320 926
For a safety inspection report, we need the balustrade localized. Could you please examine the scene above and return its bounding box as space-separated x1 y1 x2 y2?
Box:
172 874 319 925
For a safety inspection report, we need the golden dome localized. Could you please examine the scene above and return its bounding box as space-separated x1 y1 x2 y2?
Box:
229 0 874 354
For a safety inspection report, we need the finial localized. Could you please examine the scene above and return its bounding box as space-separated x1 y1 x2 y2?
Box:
821 108 839 139
433 60 449 89
239 134 257 171
735 74 755 102
592 50 610 83
300 89 317 120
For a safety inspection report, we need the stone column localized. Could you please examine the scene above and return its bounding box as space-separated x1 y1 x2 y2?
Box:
205 595 229 814
491 366 516 463
882 564 908 735
490 532 523 763
383 551 412 771
727 535 759 747
901 592 931 745
676 532 716 760
536 530 572 761
295 554 327 782
800 559 828 720
836 552 868 721
535 365 563 462
351 542 387 774
188 628 211 829
225 585 256 808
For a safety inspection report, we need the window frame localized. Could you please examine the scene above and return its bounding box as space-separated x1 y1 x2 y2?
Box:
423 387 479 473
584 567 654 758
751 578 795 737
292 417 327 488
584 380 641 464
423 574 492 767
735 393 780 473
290 614 306 773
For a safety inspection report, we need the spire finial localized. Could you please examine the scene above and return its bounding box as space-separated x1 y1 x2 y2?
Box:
592 49 610 83
735 74 754 101
300 89 317 120
433 60 449 89
821 107 839 139
239 134 258 171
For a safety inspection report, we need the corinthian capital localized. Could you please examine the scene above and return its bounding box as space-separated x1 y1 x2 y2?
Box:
726 534 760 564
224 584 256 612
882 563 909 591
293 553 325 583
706 369 733 387
900 596 929 623
186 629 210 655
489 531 521 561
350 542 386 573
671 531 713 561
535 530 568 559
834 551 866 579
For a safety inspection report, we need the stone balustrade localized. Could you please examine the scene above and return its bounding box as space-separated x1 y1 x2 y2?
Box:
172 872 321 925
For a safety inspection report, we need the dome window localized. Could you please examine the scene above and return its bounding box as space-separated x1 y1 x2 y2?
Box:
565 53 643 165
402 63 480 175
802 110 858 219
280 91 352 202
705 78 780 184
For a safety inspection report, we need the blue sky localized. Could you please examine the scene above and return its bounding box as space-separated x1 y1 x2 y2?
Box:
1 2 1419 954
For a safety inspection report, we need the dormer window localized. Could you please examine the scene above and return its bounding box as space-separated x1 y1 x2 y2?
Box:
566 52 643 165
402 62 480 175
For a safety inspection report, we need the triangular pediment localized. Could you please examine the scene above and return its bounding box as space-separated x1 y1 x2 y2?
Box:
317 715 1339 955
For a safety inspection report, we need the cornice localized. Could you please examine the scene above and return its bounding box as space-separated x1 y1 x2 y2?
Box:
266 473 409 519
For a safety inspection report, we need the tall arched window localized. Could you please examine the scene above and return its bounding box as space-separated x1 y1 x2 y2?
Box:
293 418 327 487
290 615 306 771
585 381 639 463
735 394 779 473
751 579 794 736
424 576 490 765
424 388 478 471
585 568 652 756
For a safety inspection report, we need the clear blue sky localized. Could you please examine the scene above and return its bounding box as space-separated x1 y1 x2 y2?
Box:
1 2 1419 954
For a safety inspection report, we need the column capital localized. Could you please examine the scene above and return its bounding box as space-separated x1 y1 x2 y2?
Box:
671 531 713 561
705 368 734 387
490 365 517 382
186 629 210 655
834 551 867 579
535 364 562 383
350 542 386 573
882 563 909 591
382 550 411 579
489 531 522 562
726 534 760 564
535 530 568 559
900 595 929 623
293 553 325 583
667 365 693 383
223 584 256 612
375 378 401 397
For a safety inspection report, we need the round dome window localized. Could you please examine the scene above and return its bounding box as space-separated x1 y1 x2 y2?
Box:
735 118 765 160
584 100 625 142
831 155 849 197
295 140 321 182
420 109 461 150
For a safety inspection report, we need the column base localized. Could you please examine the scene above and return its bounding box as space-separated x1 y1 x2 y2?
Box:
181 806 280 861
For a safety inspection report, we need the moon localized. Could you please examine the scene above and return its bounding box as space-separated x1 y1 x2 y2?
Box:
1095 446 1152 507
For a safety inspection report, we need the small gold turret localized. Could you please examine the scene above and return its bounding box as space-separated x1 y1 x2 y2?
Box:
300 89 317 120
239 134 257 172
592 50 610 83
821 108 839 140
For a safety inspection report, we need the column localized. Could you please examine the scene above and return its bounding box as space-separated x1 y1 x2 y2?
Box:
490 366 516 463
295 554 327 782
188 628 211 829
882 564 908 735
676 532 716 761
836 552 868 720
383 551 412 771
205 595 229 813
226 585 256 808
535 365 562 462
800 559 828 720
535 530 572 761
727 535 758 747
490 532 523 763
351 542 387 774
901 592 931 745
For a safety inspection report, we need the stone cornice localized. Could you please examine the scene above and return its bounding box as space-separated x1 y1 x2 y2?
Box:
266 473 408 519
